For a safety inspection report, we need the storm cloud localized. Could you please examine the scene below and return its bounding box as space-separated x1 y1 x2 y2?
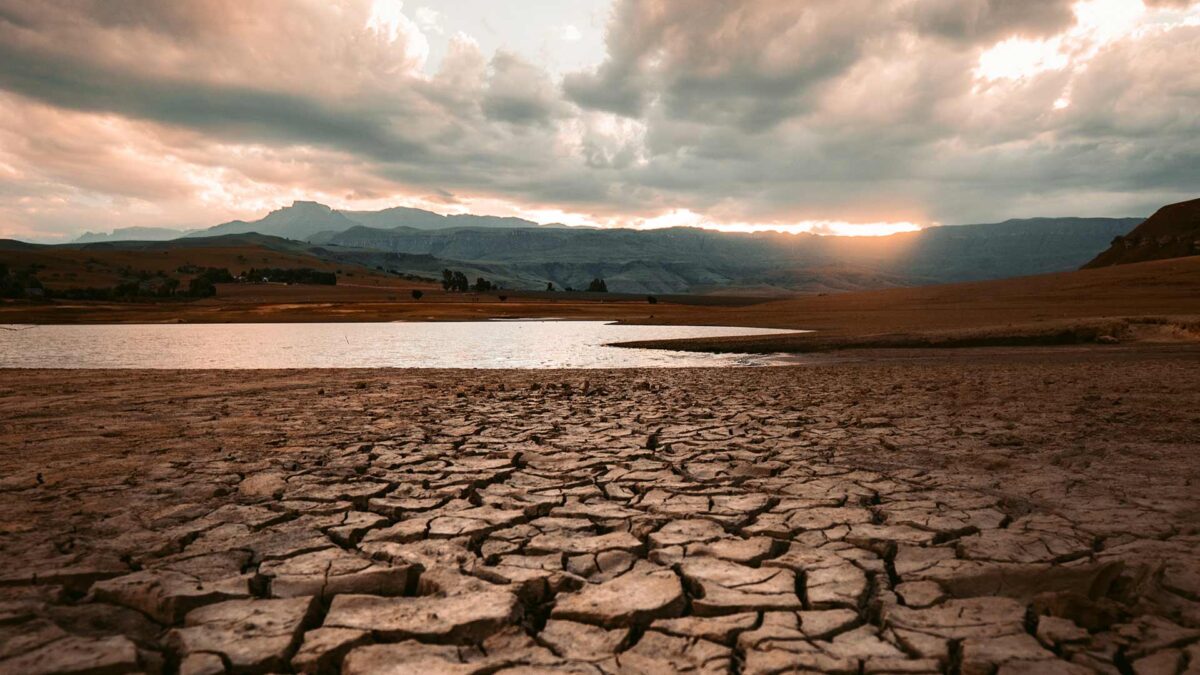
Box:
0 0 1197 240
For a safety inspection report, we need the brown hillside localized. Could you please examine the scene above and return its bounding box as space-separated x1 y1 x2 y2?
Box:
1084 197 1200 268
0 243 429 293
616 255 1200 352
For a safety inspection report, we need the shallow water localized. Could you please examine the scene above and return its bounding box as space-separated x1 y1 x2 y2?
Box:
0 321 798 369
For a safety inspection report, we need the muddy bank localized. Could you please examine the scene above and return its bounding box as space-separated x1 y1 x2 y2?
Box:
616 316 1200 354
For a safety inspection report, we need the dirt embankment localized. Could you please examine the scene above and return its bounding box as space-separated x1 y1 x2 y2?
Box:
616 256 1200 353
617 316 1200 353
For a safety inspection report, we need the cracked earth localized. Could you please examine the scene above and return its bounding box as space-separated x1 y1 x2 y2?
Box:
1 347 1199 674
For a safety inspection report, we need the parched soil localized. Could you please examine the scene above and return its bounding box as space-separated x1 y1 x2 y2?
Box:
1 348 1199 673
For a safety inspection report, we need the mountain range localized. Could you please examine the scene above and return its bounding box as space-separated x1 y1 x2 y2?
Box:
309 216 1141 293
60 201 1149 294
183 201 581 241
70 201 568 244
73 226 198 243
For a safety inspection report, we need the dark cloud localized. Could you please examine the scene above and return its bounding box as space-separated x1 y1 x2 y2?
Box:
562 62 647 117
0 44 427 160
565 1 880 128
908 0 1078 43
0 0 1198 240
482 52 563 125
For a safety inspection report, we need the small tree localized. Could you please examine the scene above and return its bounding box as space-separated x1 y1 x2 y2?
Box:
587 278 608 293
441 269 454 291
545 282 555 292
498 295 508 302
411 289 424 300
452 271 469 292
647 295 658 304
473 277 493 292
163 277 181 297
188 277 216 298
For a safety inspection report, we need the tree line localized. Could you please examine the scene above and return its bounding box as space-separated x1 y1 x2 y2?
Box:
0 263 336 302
245 267 336 285
544 278 609 293
441 269 498 293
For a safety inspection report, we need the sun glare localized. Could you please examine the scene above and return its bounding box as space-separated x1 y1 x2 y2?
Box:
366 0 406 41
972 0 1180 84
703 221 924 237
975 36 1069 81
628 209 922 237
364 0 429 68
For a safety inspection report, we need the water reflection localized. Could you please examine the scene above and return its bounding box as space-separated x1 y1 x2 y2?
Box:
0 321 798 369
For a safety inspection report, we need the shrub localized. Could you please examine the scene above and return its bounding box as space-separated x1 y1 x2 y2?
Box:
188 277 217 297
440 269 473 292
246 267 336 285
52 287 113 300
587 278 608 293
411 289 424 300
0 264 33 299
647 295 658 304
180 267 234 283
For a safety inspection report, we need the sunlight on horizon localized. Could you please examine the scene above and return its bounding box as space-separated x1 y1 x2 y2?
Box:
228 198 928 239
628 209 923 237
702 222 924 236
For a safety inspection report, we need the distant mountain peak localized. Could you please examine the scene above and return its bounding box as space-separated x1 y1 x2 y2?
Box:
287 200 333 211
72 226 195 243
186 200 356 241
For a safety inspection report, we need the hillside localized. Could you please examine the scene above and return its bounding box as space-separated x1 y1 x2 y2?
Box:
315 217 1139 293
723 255 1200 332
0 235 428 294
1083 197 1200 268
2 233 567 296
615 256 1200 353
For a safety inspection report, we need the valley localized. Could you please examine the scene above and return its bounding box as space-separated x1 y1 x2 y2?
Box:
41 201 1145 295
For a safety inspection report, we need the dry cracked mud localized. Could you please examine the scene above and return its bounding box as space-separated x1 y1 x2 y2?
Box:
1 346 1199 674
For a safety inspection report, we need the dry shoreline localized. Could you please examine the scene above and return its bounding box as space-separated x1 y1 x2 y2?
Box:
616 315 1200 354
1 350 1198 673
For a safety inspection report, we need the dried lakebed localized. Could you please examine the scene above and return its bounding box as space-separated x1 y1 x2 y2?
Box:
1 348 1198 674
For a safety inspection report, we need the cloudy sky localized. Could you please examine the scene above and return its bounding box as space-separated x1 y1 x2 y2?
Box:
1 0 1197 241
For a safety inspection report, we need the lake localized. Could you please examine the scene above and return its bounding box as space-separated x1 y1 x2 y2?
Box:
0 321 798 369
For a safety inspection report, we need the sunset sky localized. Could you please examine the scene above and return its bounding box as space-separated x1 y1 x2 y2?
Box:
1 0 1198 241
